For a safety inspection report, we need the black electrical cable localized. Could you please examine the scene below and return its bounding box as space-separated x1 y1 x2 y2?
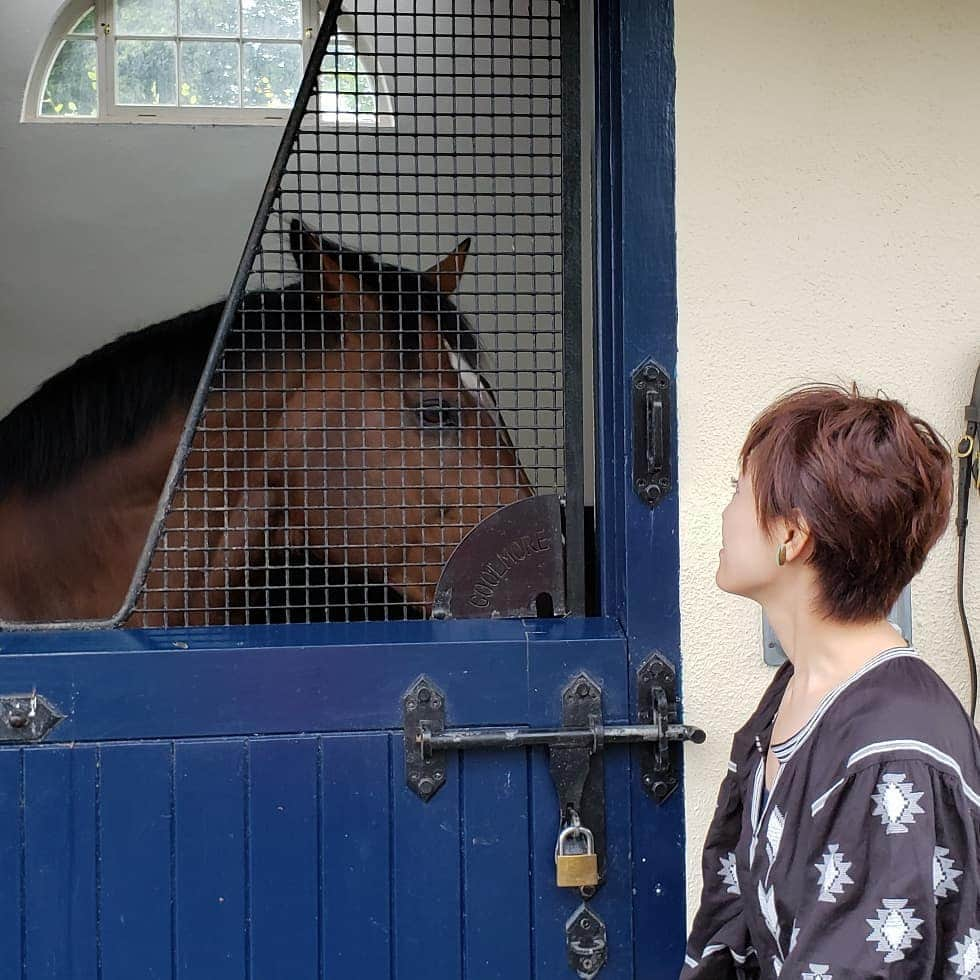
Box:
955 504 977 720
956 364 980 721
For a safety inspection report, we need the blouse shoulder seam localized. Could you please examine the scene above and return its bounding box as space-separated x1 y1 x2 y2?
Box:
808 738 980 816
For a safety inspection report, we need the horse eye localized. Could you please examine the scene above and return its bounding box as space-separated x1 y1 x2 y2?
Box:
419 401 460 429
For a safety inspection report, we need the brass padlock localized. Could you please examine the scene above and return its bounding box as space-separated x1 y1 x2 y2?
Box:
555 825 599 888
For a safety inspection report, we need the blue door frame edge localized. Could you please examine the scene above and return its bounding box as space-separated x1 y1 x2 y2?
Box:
593 1 686 973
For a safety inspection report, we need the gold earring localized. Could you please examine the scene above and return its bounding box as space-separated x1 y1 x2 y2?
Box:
776 544 787 567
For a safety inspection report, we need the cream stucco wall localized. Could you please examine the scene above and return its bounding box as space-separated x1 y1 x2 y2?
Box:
676 0 980 921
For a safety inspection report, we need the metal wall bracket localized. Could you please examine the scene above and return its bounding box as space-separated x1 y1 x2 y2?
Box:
565 904 608 979
636 653 704 802
0 693 64 743
631 359 672 507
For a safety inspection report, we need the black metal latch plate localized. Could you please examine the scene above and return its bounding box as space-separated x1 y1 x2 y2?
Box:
0 693 64 743
632 359 672 507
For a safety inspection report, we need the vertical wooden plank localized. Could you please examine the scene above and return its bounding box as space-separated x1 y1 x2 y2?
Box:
594 747 641 980
174 739 246 980
320 734 391 978
23 747 98 979
99 742 174 980
392 734 461 975
248 737 318 976
0 749 23 980
461 751 532 979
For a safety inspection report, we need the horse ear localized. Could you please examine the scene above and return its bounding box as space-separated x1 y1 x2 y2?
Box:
288 218 362 306
288 218 322 277
426 238 471 295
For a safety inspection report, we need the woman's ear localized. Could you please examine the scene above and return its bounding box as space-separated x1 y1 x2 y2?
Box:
781 512 813 563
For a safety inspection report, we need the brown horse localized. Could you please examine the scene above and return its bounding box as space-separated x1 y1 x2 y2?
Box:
0 223 531 628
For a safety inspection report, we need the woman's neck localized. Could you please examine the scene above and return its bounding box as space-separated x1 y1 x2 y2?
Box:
764 595 907 695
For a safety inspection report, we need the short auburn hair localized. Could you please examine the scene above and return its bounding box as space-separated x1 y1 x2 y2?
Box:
740 384 952 623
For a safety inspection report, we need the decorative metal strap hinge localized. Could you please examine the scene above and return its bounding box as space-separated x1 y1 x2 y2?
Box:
0 693 64 743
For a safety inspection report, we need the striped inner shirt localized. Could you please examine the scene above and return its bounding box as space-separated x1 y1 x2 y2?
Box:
770 646 917 765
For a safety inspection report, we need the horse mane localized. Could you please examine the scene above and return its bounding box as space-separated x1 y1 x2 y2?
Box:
0 244 478 501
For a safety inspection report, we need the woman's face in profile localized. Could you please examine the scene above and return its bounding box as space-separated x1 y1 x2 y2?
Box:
716 467 777 600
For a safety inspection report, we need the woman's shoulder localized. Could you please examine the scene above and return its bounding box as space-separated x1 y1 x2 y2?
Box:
816 649 980 807
835 649 975 747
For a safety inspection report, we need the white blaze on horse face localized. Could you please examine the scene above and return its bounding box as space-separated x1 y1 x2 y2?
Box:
443 342 495 411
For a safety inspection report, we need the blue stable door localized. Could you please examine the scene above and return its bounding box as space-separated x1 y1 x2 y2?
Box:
0 0 686 976
0 618 663 978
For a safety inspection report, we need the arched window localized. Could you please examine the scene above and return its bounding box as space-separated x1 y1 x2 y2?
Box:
23 0 392 126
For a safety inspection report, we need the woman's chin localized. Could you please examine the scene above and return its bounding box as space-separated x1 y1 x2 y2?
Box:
715 564 747 597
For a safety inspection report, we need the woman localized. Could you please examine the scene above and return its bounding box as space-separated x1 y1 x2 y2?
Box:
681 385 980 979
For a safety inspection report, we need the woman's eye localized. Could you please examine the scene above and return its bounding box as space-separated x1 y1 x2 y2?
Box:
419 402 460 429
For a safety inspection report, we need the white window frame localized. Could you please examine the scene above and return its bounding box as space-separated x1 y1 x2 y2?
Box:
22 0 394 127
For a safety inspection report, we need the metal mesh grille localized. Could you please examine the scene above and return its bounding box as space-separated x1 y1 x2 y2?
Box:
128 0 578 627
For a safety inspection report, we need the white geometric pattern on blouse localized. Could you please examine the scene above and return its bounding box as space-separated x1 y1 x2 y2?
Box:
718 851 740 895
789 919 799 953
758 880 781 942
950 927 980 979
865 899 925 963
933 845 963 903
870 773 925 834
814 843 854 903
772 955 783 976
766 805 785 865
801 967 832 980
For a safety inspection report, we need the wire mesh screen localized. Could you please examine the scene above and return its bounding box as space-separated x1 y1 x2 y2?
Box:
127 0 581 628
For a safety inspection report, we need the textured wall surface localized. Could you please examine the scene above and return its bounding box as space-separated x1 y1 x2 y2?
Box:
676 0 980 922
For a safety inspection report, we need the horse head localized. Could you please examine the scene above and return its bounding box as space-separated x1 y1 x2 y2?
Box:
273 220 533 612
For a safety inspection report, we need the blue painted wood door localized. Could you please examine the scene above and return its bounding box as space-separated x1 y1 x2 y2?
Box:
0 0 687 975
0 618 656 979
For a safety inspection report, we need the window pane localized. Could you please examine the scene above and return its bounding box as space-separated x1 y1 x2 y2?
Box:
180 0 239 37
241 0 302 40
115 0 176 36
243 42 301 108
116 39 177 105
40 38 98 116
180 41 240 107
71 8 97 34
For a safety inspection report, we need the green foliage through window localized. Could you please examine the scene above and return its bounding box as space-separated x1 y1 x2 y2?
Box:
41 38 98 116
36 3 384 121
